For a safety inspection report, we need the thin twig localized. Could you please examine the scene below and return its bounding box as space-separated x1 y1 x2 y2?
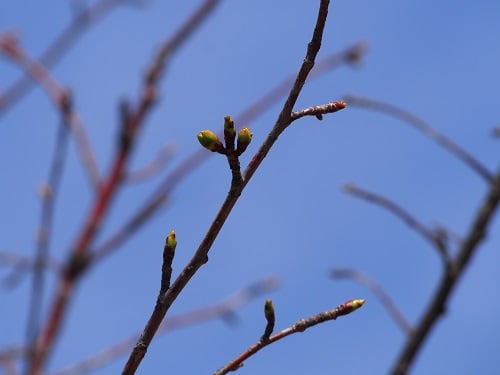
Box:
122 2 333 373
390 170 500 375
0 34 101 188
343 183 449 260
50 276 279 375
330 268 412 334
26 119 70 372
290 100 346 122
91 42 362 263
0 0 123 116
214 299 366 375
343 95 493 183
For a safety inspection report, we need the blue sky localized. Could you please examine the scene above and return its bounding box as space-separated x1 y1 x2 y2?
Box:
1 1 499 374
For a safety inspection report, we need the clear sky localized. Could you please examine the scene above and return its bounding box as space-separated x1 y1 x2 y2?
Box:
1 1 499 374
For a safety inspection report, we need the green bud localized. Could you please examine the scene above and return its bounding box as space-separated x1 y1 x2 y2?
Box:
264 299 275 322
236 126 253 155
223 115 236 137
197 130 222 152
166 230 177 250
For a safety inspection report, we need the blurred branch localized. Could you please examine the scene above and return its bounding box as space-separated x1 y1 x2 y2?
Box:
492 126 500 138
29 1 222 373
330 268 411 334
51 276 279 375
343 94 493 183
26 119 70 370
124 143 176 183
390 170 500 375
122 1 334 373
343 183 449 260
214 299 366 375
0 0 123 116
0 33 101 188
0 251 61 289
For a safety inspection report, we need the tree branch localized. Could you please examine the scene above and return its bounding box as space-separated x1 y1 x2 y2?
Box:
343 94 493 183
390 170 500 375
122 1 334 373
214 299 365 375
343 183 449 260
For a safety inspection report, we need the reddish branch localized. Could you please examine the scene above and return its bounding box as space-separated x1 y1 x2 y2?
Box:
214 299 366 375
390 170 500 375
122 1 335 373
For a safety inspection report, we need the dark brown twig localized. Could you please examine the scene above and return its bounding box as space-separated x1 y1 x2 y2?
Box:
390 170 500 375
330 268 411 334
214 299 366 375
343 95 493 183
49 276 279 375
343 183 449 260
122 2 333 373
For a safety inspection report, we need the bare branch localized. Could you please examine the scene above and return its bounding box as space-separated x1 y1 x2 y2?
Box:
214 299 366 375
390 170 500 375
343 94 493 183
330 268 411 334
122 1 333 373
343 183 449 260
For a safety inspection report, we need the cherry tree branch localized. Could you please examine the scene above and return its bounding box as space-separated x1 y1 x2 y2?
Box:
49 276 279 375
214 299 366 375
122 1 334 372
91 42 364 263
